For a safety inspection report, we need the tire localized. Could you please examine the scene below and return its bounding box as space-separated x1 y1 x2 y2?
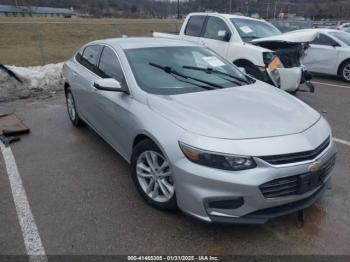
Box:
339 60 350 82
130 139 177 211
65 88 84 127
244 65 263 80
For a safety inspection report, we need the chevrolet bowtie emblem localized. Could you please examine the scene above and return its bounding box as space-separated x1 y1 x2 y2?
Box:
309 162 322 172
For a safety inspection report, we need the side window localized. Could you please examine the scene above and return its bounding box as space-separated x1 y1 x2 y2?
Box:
75 52 83 63
204 17 230 40
311 34 338 46
80 45 103 73
98 46 127 88
185 16 206 37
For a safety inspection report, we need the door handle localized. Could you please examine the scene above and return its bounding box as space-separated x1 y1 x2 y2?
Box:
72 71 78 78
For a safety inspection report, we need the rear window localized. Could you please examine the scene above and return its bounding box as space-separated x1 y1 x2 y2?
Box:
329 32 350 46
185 16 206 37
311 34 339 46
79 45 103 73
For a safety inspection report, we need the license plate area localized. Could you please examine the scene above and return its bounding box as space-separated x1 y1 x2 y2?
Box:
298 171 323 194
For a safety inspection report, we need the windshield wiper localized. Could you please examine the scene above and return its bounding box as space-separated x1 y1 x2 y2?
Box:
149 63 224 89
182 65 250 85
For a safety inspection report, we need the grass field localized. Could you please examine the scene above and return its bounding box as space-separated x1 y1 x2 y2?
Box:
0 17 182 66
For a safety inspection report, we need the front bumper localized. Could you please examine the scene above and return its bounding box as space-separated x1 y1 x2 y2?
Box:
209 180 330 224
172 139 336 224
266 67 302 92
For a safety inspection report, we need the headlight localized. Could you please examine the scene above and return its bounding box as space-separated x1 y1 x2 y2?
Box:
179 142 257 171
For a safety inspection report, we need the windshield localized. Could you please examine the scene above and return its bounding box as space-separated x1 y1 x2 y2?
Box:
231 18 281 42
329 31 350 46
125 46 250 95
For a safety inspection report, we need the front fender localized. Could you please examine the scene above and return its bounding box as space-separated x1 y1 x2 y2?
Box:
228 42 269 67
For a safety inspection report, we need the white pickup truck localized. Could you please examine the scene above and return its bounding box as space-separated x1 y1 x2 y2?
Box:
154 13 317 92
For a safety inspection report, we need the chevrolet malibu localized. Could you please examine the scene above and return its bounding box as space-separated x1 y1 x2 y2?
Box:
63 38 336 224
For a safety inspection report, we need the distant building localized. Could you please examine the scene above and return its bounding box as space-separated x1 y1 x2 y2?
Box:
0 4 75 18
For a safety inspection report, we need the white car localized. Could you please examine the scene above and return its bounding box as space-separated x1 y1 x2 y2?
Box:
298 29 350 82
337 23 350 33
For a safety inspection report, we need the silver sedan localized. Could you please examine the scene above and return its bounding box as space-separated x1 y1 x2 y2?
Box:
63 37 336 224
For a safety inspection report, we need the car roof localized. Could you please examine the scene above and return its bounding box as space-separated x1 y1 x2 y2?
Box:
188 12 266 22
89 37 198 50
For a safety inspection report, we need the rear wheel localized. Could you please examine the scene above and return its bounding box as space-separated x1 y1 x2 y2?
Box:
131 139 177 211
65 88 84 127
340 61 350 82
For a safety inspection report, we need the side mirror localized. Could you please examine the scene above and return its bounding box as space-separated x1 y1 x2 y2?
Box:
218 30 231 42
94 78 128 93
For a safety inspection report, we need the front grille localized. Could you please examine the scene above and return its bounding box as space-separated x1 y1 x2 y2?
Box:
259 137 330 165
260 154 336 198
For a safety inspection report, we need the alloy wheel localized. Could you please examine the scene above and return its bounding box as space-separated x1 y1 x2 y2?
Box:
343 64 350 81
66 92 76 121
136 150 174 203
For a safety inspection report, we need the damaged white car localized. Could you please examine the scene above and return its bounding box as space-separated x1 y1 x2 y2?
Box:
154 13 317 93
297 29 350 82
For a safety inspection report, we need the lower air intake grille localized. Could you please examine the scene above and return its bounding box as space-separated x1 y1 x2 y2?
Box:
260 176 299 198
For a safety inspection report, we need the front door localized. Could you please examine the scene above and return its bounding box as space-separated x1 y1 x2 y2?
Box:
93 46 133 156
200 16 231 57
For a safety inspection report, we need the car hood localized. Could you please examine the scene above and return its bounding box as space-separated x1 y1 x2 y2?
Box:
251 30 319 45
147 82 320 139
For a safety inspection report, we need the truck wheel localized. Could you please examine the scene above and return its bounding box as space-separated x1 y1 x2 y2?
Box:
243 65 265 82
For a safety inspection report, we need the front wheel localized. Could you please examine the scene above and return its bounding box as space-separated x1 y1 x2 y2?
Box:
340 61 350 82
243 65 265 82
130 139 177 211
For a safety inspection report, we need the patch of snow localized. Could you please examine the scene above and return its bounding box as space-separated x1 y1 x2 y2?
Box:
0 63 64 102
7 63 64 90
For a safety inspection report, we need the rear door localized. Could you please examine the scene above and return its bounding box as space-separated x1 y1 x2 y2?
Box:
74 44 103 123
181 15 207 45
303 33 339 74
200 16 231 57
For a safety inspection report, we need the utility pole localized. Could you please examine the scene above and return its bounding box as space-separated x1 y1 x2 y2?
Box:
246 0 249 16
273 0 278 19
229 0 232 13
266 0 270 19
177 0 180 19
